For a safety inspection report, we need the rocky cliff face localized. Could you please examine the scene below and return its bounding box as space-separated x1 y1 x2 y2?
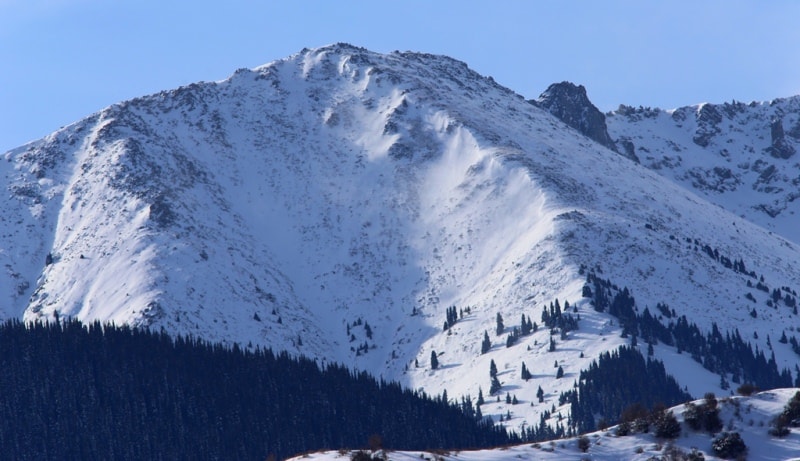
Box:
768 116 797 159
533 82 623 157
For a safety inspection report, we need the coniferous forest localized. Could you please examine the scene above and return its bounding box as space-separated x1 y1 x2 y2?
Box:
0 319 513 461
560 346 692 433
584 270 794 391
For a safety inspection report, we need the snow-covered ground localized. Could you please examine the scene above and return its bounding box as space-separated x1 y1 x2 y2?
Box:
287 389 800 461
607 98 800 244
3 43 800 434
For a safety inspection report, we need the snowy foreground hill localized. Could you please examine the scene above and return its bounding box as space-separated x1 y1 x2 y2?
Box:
3 43 800 441
287 389 800 461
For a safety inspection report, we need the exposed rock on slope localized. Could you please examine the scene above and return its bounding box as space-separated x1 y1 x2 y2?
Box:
533 81 621 156
606 96 800 242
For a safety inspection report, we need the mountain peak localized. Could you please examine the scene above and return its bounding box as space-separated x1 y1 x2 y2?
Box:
533 81 619 154
4 45 800 439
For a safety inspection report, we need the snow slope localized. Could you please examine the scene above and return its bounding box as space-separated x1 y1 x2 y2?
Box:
3 43 800 433
607 98 800 244
287 389 800 461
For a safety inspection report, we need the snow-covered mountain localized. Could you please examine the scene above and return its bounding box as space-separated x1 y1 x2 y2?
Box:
3 43 800 435
606 96 800 243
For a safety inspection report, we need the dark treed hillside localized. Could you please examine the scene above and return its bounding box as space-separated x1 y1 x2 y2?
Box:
584 270 795 391
560 346 692 433
0 319 513 461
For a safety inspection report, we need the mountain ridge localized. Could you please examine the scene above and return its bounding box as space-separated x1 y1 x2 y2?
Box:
607 95 800 243
3 43 800 435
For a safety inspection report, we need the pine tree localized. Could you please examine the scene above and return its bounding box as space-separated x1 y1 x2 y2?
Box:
496 313 504 336
505 328 519 347
521 314 532 336
477 387 485 406
430 351 439 370
537 386 545 403
521 362 532 381
490 376 502 395
481 331 491 354
444 305 458 329
556 366 564 379
490 359 498 378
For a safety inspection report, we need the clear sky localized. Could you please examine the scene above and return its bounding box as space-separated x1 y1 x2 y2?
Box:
2 0 800 152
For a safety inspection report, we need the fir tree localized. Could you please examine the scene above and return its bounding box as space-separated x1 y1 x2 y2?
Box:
490 376 502 395
521 314 532 336
521 362 532 381
481 330 491 354
430 350 439 370
506 327 520 347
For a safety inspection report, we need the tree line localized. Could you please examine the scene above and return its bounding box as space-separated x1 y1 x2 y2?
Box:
584 271 793 390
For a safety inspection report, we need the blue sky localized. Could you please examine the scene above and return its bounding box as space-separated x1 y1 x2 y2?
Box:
2 0 799 152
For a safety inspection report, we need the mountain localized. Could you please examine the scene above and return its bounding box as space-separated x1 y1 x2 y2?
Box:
3 43 800 436
532 83 800 242
606 97 800 243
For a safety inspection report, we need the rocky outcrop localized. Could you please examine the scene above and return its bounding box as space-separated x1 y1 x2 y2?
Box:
692 104 723 147
533 82 619 154
766 117 796 159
